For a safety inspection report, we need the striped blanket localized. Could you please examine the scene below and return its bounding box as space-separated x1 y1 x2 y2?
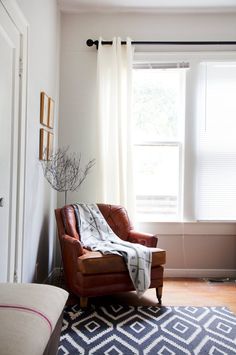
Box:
73 204 152 297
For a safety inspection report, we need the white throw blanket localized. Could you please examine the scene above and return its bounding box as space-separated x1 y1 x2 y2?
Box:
73 204 152 297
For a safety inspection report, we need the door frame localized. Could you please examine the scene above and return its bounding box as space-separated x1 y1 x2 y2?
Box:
1 0 28 282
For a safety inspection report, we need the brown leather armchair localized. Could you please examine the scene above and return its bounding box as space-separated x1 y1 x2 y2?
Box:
55 204 166 308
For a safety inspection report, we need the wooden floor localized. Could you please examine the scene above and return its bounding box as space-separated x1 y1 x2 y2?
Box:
68 278 236 314
162 278 236 313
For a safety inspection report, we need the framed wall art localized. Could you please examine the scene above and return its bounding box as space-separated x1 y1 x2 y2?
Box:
47 132 54 159
39 128 48 160
39 92 55 161
40 92 49 126
48 98 54 129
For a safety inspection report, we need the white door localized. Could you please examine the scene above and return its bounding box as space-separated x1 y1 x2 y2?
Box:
0 3 21 282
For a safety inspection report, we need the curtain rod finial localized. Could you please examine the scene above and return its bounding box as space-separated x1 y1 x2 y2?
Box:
86 39 99 49
86 39 94 47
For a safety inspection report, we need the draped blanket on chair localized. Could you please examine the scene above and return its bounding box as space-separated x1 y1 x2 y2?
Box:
73 204 152 297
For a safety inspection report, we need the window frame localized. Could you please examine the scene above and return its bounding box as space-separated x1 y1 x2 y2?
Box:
133 51 236 223
132 63 186 222
133 141 183 221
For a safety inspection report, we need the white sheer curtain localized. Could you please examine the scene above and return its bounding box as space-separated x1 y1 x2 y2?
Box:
96 37 135 217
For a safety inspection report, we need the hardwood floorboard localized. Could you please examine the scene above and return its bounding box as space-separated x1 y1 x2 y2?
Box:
67 278 236 314
162 278 236 313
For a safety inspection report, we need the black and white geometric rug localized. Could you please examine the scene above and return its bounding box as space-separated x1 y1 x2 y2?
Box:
58 305 236 354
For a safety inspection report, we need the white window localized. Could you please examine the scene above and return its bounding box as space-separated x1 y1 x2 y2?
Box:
133 54 236 222
196 62 236 221
133 63 187 221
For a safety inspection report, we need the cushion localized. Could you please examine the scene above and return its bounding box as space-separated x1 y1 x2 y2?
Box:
77 248 166 274
0 283 68 355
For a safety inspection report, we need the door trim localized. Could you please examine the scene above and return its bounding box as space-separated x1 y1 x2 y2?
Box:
1 0 28 282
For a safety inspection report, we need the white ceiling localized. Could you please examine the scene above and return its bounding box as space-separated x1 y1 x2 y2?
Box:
59 0 236 13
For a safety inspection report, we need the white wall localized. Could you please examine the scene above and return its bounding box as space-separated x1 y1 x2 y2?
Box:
59 11 236 277
16 0 60 282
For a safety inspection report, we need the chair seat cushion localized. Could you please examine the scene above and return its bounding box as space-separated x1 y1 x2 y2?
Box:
77 247 166 275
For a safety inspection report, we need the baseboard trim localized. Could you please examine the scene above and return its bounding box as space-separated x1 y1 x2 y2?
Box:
164 268 236 278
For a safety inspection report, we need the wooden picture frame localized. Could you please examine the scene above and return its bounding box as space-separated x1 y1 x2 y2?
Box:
48 98 54 129
39 128 48 160
40 92 49 126
47 132 54 159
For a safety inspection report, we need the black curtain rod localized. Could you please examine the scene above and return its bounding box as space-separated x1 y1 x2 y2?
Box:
86 38 236 49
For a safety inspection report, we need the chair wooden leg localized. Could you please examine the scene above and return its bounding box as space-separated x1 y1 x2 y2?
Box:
80 296 88 308
156 286 163 305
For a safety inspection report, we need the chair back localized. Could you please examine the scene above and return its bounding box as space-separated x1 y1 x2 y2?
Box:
98 204 133 241
55 204 133 242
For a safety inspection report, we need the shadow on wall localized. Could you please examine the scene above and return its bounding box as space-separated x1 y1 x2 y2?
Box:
35 215 49 283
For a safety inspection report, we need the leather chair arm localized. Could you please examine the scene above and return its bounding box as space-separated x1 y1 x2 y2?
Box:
61 234 84 257
128 230 158 247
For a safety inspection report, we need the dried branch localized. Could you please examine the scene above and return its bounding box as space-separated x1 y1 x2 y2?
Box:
41 147 95 193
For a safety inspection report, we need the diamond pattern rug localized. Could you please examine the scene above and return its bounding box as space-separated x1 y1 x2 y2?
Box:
58 305 236 354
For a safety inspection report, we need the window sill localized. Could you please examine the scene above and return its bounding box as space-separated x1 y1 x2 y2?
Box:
136 220 236 236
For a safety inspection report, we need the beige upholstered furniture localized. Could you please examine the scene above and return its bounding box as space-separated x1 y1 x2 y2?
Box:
0 283 68 355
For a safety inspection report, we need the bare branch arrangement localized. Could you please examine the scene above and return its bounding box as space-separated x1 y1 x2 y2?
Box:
41 147 95 204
